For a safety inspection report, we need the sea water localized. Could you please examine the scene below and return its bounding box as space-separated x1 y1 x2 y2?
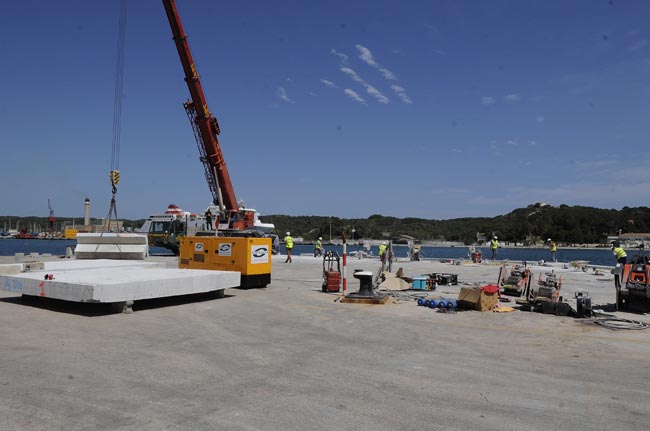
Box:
0 239 626 267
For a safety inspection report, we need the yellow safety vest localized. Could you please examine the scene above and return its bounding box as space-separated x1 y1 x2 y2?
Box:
614 247 626 259
378 244 387 255
550 242 557 252
315 240 322 250
490 239 498 249
284 236 294 248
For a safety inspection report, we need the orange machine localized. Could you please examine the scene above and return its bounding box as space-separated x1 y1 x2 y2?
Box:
614 252 650 311
179 236 272 288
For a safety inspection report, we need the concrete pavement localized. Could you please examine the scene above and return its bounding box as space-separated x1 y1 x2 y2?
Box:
0 254 649 430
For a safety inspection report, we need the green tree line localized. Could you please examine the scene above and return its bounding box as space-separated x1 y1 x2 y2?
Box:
3 203 649 245
261 204 650 245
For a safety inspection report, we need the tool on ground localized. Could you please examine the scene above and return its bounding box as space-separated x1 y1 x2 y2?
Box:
516 269 565 313
428 273 458 285
574 290 593 318
498 263 532 296
322 250 341 293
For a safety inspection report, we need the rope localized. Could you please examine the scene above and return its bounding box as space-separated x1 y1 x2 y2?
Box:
593 317 649 330
103 0 127 240
111 0 127 173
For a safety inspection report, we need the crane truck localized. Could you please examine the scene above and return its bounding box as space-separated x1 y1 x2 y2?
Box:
159 0 272 288
148 0 276 253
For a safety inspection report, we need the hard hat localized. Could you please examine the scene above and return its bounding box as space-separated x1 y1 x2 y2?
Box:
318 237 322 240
493 236 497 239
547 238 552 241
286 232 290 236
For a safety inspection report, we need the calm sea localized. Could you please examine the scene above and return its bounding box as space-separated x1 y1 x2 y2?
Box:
0 239 171 257
289 244 623 267
0 239 627 267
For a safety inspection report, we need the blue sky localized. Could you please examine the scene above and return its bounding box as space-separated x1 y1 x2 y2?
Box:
1 0 649 221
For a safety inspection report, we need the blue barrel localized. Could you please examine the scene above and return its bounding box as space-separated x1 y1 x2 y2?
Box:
428 300 438 308
446 300 457 309
417 298 425 306
437 300 446 308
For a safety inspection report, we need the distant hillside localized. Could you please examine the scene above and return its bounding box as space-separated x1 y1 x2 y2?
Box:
261 204 650 245
3 204 650 245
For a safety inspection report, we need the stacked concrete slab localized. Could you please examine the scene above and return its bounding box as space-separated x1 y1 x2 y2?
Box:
75 233 149 260
1 259 240 311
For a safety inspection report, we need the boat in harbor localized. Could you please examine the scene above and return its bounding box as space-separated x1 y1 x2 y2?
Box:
14 230 38 239
138 204 277 255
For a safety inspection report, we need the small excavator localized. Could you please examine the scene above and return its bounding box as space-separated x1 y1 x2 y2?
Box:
614 244 650 311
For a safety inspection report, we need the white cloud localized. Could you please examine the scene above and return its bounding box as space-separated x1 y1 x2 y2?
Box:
628 39 647 52
321 79 337 88
344 89 366 104
536 115 544 123
356 44 398 81
366 86 389 104
340 67 389 104
391 85 412 104
481 96 496 105
506 139 519 146
356 44 376 66
331 49 349 64
504 93 521 102
277 87 294 104
528 140 537 146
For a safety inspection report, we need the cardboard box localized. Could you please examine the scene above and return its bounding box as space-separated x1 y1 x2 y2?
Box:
457 286 499 311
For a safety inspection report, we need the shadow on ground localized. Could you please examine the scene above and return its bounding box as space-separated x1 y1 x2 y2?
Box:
0 291 235 317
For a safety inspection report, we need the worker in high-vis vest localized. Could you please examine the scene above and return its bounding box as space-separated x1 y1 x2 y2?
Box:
284 232 294 263
490 236 499 260
612 241 627 266
548 239 557 262
314 237 323 257
378 242 387 262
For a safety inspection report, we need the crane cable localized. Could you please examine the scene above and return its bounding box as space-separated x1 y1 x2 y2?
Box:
106 0 128 234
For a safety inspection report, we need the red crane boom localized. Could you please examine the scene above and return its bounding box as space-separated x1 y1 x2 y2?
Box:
162 0 241 221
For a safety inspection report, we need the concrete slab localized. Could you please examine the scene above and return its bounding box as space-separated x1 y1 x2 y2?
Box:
0 259 240 304
75 233 148 260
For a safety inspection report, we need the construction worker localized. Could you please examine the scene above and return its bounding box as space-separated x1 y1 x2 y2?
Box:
378 242 387 263
204 209 212 231
490 236 499 260
314 237 323 257
548 239 557 262
612 241 627 266
284 232 294 263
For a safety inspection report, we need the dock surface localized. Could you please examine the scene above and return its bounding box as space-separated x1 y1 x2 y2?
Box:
0 254 648 430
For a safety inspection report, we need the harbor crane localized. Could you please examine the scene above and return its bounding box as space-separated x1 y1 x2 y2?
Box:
162 0 257 232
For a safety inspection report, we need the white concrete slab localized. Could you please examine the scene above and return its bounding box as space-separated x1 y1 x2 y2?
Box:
1 259 240 304
75 233 148 260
